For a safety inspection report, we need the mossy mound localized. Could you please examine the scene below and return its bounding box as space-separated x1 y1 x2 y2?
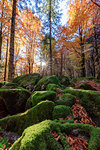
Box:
70 77 100 86
76 83 97 91
26 91 56 109
1 82 22 89
0 89 30 115
0 100 55 135
58 75 70 86
56 93 75 107
13 73 41 90
53 105 72 119
64 87 100 125
0 81 9 88
10 120 100 150
36 75 60 91
46 84 60 91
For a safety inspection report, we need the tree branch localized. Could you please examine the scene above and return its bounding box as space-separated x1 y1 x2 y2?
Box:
91 0 100 7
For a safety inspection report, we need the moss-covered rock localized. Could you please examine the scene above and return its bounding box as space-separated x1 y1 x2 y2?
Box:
76 83 97 91
46 84 60 92
0 100 55 135
0 89 30 115
36 75 60 91
13 73 41 90
0 81 9 88
58 75 70 86
0 96 8 118
53 105 72 119
70 77 100 86
10 120 100 150
26 91 56 109
56 93 75 107
1 82 22 89
64 87 100 126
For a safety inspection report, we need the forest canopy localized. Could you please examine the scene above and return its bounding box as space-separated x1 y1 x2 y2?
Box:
0 0 100 81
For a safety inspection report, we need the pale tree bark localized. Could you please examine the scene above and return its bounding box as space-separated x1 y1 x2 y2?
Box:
8 0 17 81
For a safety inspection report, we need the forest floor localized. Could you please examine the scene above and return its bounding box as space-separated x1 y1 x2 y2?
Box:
0 76 100 150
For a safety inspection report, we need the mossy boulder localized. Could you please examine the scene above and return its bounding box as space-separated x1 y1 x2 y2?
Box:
10 120 100 150
26 91 56 109
0 100 55 135
13 73 41 90
10 120 72 150
1 82 22 89
56 93 75 107
46 84 60 92
36 75 60 91
0 89 30 115
58 75 70 86
0 96 8 118
53 105 72 119
64 87 100 125
76 83 97 91
0 81 9 88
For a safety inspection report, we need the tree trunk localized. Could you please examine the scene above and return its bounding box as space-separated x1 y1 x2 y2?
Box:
4 39 9 81
8 0 17 81
49 0 52 75
93 26 100 79
29 60 31 74
60 50 63 76
0 29 2 60
79 26 85 77
0 0 4 60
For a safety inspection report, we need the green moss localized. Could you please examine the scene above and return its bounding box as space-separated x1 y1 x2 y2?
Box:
0 81 9 88
10 120 100 150
58 75 70 86
26 91 56 109
0 89 30 115
77 83 96 90
13 73 41 89
1 82 23 89
53 105 72 119
9 120 67 150
64 87 100 125
46 84 60 92
0 136 11 149
56 93 75 107
54 119 74 124
36 75 60 91
70 77 100 85
0 100 55 135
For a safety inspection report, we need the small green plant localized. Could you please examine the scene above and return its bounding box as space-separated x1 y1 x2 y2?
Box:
0 136 11 149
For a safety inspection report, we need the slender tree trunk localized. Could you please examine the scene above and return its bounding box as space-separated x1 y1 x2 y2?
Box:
4 39 9 81
60 50 63 76
79 26 85 77
91 48 95 77
0 29 2 60
49 0 52 75
29 60 31 74
93 26 100 79
0 0 4 60
8 0 17 81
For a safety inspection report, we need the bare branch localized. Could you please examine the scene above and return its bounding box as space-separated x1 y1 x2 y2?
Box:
91 0 100 7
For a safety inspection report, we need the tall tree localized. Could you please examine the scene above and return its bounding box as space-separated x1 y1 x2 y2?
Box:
8 0 17 81
36 0 61 75
0 0 4 60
